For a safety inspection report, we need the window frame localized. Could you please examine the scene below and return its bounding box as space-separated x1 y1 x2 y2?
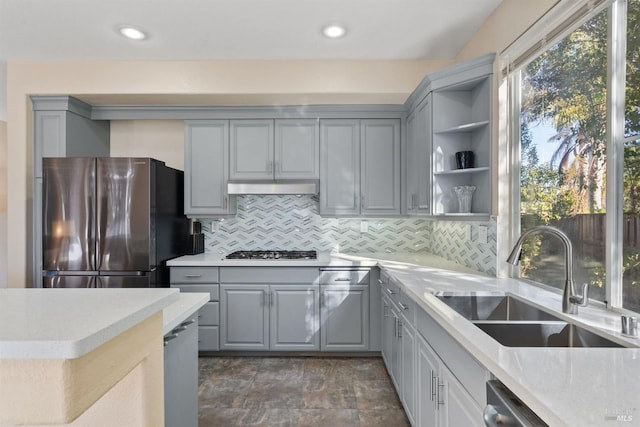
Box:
501 0 639 314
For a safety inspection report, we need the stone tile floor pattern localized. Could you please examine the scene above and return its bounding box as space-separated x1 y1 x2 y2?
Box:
198 356 411 426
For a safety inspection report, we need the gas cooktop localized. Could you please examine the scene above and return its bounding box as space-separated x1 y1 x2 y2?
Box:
225 250 317 260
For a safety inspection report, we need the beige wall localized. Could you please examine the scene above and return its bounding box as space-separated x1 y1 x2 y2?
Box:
110 120 185 170
0 120 6 288
456 0 558 61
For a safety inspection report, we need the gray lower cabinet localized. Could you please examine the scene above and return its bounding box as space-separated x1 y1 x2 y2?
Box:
219 283 321 351
184 120 235 216
219 267 322 351
380 268 487 427
220 284 270 351
170 267 220 351
270 284 320 350
320 283 370 351
164 316 198 427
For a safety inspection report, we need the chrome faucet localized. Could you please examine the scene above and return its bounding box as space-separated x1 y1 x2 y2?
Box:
506 225 588 314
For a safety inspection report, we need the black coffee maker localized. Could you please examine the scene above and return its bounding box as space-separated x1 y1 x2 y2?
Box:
188 219 205 255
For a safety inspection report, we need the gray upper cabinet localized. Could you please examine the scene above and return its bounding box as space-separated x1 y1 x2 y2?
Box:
320 119 400 217
229 120 274 180
361 119 401 216
274 119 319 179
406 96 431 216
320 120 361 216
229 119 319 181
184 120 236 216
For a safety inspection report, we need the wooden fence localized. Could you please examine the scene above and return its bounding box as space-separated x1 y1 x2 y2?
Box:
523 214 640 263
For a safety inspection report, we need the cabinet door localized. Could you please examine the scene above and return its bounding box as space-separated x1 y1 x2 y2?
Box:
438 367 484 427
381 294 394 369
417 335 439 427
275 119 319 179
184 121 233 215
400 317 417 426
229 119 274 180
319 120 360 216
270 284 320 351
360 119 401 216
407 97 431 216
320 283 369 351
220 284 269 350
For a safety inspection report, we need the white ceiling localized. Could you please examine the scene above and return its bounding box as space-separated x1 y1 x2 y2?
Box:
0 0 502 61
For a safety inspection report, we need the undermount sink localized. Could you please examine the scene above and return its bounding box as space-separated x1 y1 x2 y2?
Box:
436 295 561 321
474 321 624 348
436 295 625 348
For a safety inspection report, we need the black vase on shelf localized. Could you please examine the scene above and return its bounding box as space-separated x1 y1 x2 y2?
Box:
455 151 474 169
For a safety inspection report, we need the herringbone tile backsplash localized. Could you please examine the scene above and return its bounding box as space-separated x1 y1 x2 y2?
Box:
200 195 496 276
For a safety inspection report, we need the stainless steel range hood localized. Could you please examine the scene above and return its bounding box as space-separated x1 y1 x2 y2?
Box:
227 180 318 195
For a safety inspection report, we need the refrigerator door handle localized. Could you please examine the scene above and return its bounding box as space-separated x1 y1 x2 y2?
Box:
99 271 148 276
43 271 98 276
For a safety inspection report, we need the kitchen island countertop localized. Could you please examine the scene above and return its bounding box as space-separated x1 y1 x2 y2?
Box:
0 288 179 359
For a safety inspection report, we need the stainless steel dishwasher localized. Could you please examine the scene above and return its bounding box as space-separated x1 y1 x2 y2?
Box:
484 380 548 427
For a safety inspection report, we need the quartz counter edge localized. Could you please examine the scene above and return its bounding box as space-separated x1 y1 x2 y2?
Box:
0 288 179 360
162 292 209 335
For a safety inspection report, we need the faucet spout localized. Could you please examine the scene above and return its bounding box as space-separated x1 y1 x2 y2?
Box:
507 225 588 314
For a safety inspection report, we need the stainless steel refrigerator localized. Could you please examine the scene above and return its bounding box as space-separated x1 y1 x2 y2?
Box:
42 157 189 288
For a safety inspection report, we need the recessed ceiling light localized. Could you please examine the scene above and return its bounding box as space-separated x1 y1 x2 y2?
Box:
118 26 147 41
322 24 347 39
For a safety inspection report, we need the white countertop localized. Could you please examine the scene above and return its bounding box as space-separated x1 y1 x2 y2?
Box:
162 292 209 335
377 260 640 427
0 288 179 360
167 251 640 425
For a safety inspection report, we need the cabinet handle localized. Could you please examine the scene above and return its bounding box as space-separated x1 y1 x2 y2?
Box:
393 317 398 338
383 303 389 318
377 278 383 284
397 319 403 338
334 277 351 282
171 325 187 335
224 196 228 210
320 293 324 307
399 303 409 311
180 319 195 327
436 378 445 407
185 274 202 278
164 334 178 346
385 287 396 295
430 370 437 402
271 291 274 306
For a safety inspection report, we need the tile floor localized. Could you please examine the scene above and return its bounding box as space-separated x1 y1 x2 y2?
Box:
198 356 411 427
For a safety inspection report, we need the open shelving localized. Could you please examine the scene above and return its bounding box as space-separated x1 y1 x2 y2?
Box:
431 75 492 216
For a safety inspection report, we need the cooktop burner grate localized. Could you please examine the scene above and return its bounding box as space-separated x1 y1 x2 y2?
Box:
225 250 318 260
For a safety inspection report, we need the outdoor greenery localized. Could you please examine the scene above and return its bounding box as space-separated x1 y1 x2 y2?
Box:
518 1 640 309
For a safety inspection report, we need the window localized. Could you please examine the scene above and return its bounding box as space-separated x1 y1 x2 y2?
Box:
623 0 640 311
508 0 640 313
517 9 608 302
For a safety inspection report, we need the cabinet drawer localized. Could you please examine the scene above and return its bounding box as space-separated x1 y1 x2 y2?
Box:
319 269 370 285
220 267 319 283
170 267 219 283
198 302 219 326
416 307 489 406
198 326 220 351
171 284 220 301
